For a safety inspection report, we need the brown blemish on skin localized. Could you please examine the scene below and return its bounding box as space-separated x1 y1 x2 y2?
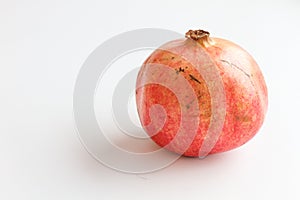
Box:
185 98 196 110
189 74 201 84
235 115 251 123
175 67 185 74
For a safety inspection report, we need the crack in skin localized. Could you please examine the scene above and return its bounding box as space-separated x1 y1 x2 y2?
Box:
220 59 251 78
220 59 255 88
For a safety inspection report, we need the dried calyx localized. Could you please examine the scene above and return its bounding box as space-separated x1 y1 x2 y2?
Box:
185 29 214 47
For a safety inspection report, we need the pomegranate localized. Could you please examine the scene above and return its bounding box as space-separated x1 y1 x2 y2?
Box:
136 29 268 157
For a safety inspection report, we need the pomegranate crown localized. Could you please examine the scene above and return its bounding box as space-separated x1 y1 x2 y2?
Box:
185 29 210 41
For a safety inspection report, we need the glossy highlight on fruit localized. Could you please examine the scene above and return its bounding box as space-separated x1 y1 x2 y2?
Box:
136 29 268 157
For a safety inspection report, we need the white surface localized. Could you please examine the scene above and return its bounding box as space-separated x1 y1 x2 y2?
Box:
2 0 300 199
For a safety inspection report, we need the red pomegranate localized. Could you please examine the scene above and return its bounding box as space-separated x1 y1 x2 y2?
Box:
136 29 268 157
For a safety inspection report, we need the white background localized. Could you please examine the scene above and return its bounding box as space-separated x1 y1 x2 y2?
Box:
1 0 300 199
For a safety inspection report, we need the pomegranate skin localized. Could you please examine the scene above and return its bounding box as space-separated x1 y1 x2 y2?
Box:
136 33 268 157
